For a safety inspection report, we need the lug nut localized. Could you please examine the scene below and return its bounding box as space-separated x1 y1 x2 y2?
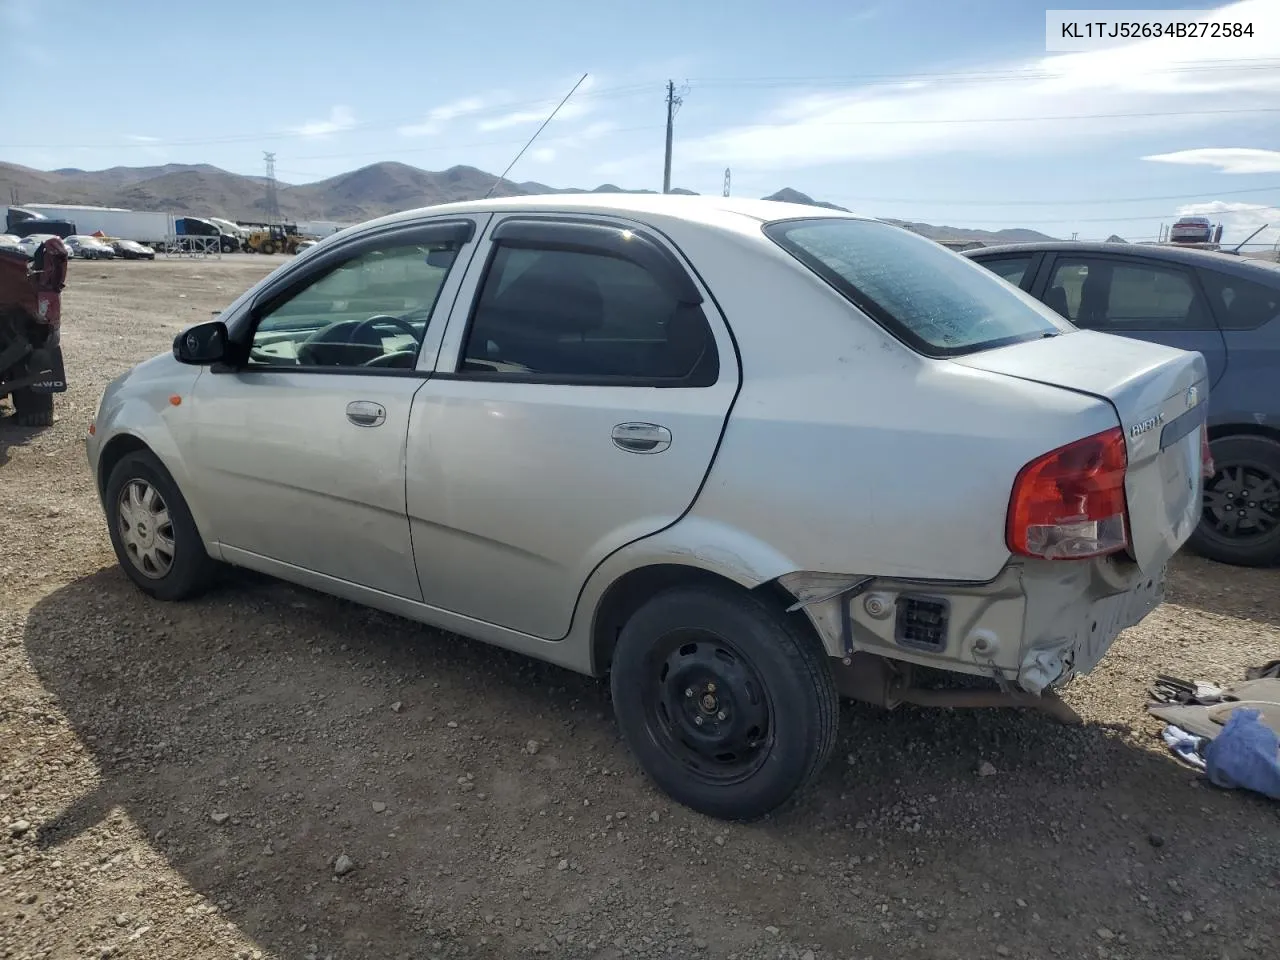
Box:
716 711 726 721
685 688 693 698
706 682 716 693
694 716 704 726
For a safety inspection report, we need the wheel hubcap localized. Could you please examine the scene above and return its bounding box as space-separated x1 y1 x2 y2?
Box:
117 479 175 579
645 634 772 784
1203 463 1280 542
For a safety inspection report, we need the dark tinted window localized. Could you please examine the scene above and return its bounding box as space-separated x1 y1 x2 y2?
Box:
460 244 717 383
765 219 1067 356
980 256 1034 288
1046 257 1211 330
1199 268 1280 330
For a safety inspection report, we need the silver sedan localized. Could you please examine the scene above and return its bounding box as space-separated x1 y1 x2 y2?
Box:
88 194 1207 820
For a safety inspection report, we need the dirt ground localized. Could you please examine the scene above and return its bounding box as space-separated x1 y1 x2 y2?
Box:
2 255 1278 960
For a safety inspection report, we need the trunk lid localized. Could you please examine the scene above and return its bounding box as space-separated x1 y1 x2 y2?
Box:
952 329 1208 573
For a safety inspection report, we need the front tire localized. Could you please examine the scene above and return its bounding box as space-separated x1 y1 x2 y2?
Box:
1189 435 1280 567
610 584 839 821
105 451 219 600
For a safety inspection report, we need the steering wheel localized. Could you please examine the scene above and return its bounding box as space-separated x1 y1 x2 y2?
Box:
364 350 418 368
351 314 421 346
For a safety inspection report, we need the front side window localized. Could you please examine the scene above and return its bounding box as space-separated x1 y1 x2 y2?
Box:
1046 258 1210 331
979 255 1034 289
248 240 459 369
459 244 717 383
765 218 1068 356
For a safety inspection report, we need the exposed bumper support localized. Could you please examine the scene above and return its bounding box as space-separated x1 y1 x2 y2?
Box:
780 557 1164 697
831 652 1083 724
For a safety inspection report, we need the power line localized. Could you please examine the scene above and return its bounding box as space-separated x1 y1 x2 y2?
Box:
687 59 1280 88
701 106 1280 130
839 183 1280 207
911 203 1280 226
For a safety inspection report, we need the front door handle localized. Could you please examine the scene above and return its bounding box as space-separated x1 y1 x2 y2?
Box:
346 400 386 428
612 422 671 454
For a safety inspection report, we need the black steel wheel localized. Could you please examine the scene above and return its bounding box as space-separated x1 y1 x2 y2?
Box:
644 630 774 785
1189 435 1280 567
610 584 838 821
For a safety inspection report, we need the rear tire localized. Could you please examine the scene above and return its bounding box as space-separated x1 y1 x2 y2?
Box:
1189 435 1280 566
105 451 220 601
261 241 276 255
610 584 839 821
12 389 53 427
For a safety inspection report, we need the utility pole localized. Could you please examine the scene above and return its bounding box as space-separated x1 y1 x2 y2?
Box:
663 80 684 194
723 168 731 197
263 151 280 224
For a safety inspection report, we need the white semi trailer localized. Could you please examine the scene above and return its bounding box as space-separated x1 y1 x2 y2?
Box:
3 204 172 244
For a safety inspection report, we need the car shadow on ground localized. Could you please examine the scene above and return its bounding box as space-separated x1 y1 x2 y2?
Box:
1164 551 1280 630
22 568 1280 960
0 416 48 468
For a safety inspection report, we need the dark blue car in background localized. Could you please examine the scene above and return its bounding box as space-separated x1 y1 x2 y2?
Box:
966 241 1280 568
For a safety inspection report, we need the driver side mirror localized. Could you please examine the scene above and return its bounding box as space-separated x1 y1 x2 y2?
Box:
173 320 229 365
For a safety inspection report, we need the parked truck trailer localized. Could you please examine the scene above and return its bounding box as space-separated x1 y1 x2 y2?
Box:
4 204 171 245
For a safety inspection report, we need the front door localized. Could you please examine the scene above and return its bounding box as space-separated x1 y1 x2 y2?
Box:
187 221 479 598
405 214 739 639
1039 253 1230 388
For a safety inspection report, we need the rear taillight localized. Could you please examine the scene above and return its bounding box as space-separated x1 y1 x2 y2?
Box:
1007 427 1129 560
1200 427 1214 478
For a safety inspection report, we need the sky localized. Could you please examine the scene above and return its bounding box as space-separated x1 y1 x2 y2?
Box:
1 0 1278 245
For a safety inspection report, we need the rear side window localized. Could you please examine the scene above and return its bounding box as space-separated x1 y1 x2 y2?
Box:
459 245 718 384
765 219 1068 356
1198 268 1280 330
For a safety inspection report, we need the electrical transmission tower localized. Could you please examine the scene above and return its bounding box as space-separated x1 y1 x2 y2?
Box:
663 80 687 194
263 151 281 223
723 168 731 197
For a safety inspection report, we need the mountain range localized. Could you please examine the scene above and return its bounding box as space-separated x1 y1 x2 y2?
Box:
0 160 1055 244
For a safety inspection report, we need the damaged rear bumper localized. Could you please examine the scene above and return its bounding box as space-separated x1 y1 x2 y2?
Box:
779 556 1165 696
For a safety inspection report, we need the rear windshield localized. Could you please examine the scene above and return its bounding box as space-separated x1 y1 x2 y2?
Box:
764 218 1070 356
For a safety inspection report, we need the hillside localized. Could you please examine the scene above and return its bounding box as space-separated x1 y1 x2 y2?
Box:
0 160 1056 242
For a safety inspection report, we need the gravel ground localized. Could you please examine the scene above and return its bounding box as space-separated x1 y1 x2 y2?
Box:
2 255 1278 960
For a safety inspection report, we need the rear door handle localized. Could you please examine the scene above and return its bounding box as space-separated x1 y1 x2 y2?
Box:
612 422 671 454
346 400 386 427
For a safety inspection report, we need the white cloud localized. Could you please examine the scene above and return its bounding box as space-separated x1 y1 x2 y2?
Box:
476 75 597 132
847 4 884 25
1144 147 1280 175
398 96 488 137
673 0 1279 173
530 147 557 164
1177 200 1280 247
290 105 356 138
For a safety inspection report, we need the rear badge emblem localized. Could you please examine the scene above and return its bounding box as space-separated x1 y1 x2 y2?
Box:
1186 385 1199 409
1130 413 1164 438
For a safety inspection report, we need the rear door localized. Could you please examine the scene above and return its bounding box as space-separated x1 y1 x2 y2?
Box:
1038 252 1228 388
405 214 739 639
